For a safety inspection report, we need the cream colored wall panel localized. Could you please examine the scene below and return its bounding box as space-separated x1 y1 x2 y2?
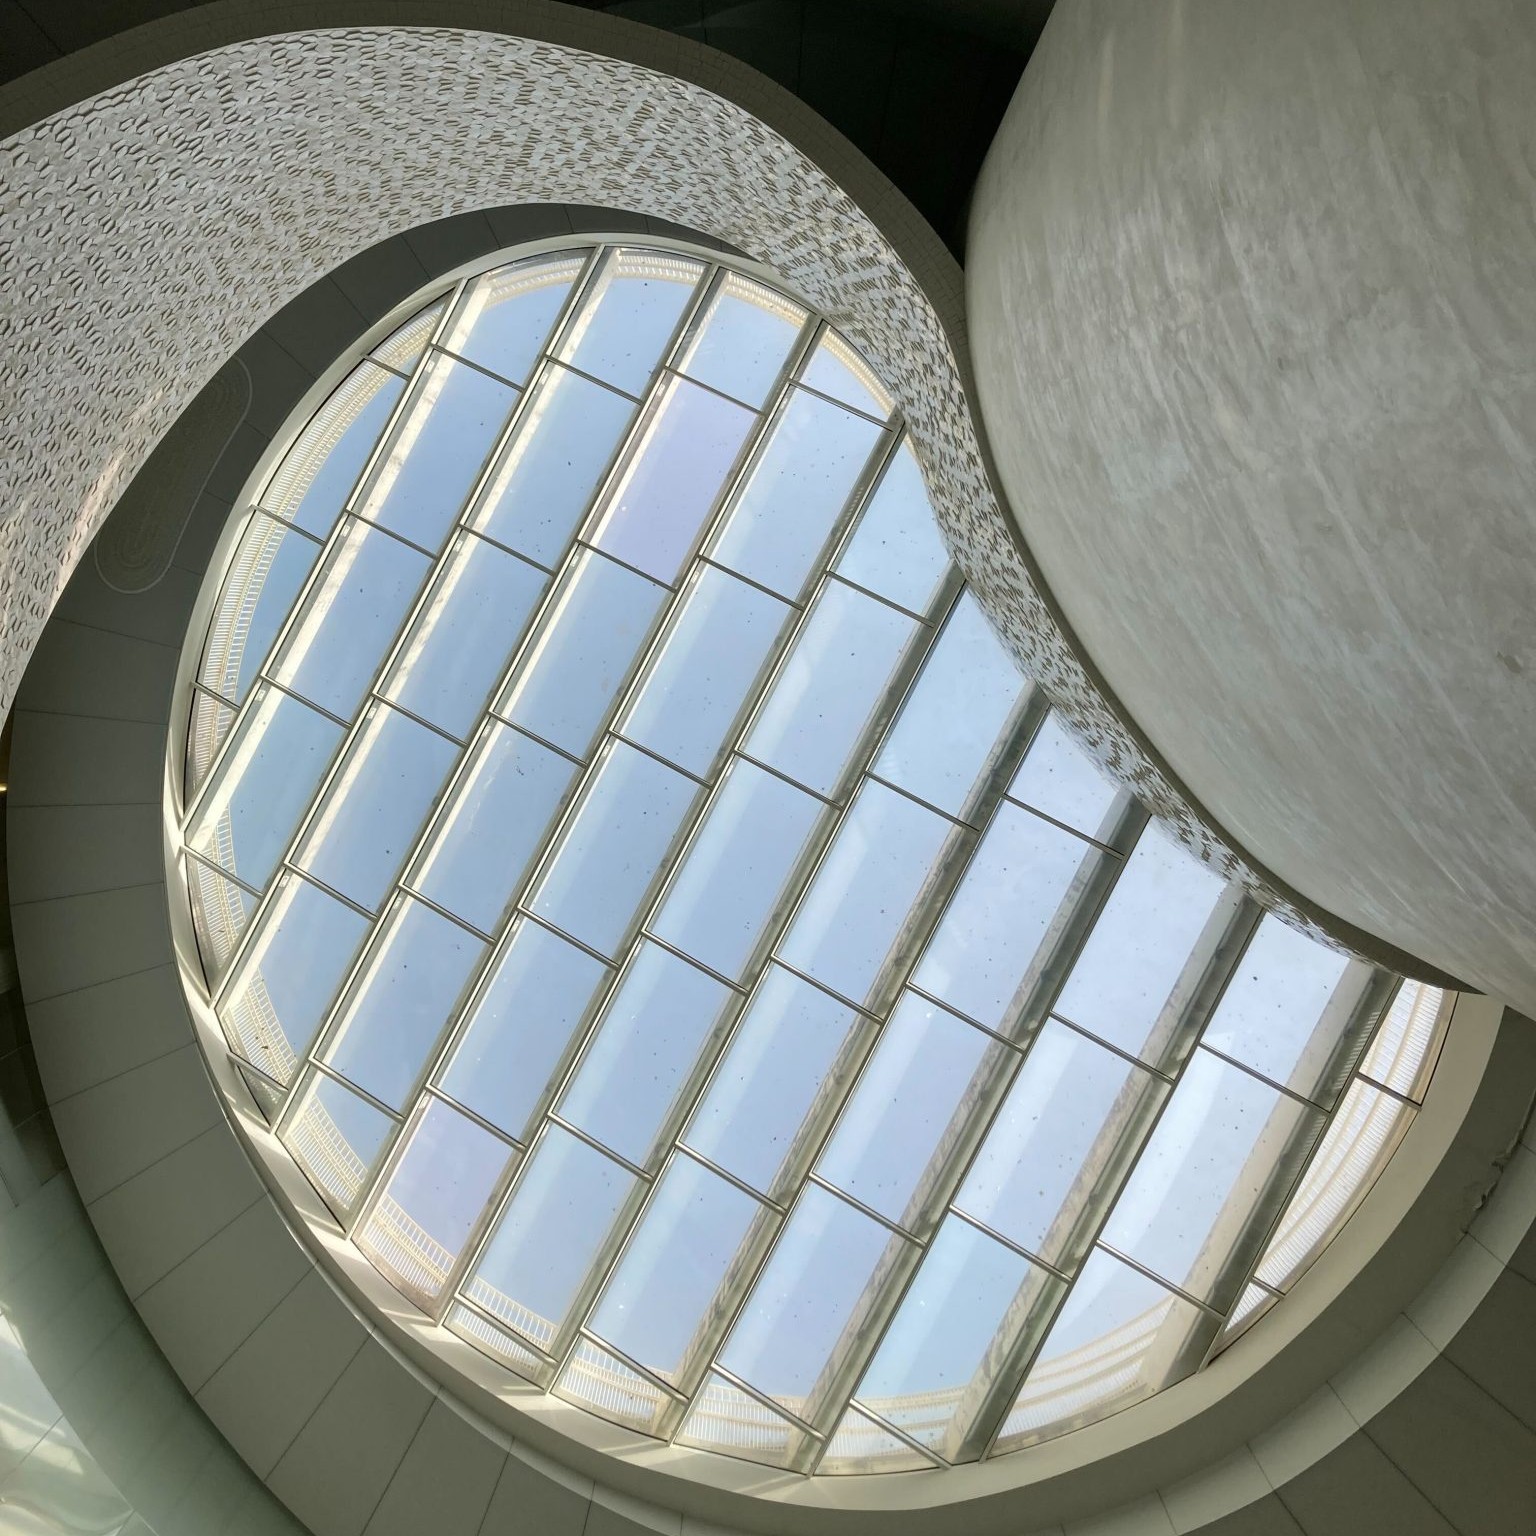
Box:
479 1439 593 1536
1160 1449 1274 1536
18 622 179 725
10 884 171 1003
7 802 163 906
4 711 165 808
51 562 202 650
362 1397 506 1536
587 1485 683 1536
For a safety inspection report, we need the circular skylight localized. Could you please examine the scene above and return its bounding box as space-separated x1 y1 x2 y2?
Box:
175 240 1446 1476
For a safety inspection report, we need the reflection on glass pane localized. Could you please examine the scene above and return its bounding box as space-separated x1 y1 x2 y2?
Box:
469 364 636 566
720 1183 910 1423
357 1098 513 1307
447 1302 549 1382
237 1062 285 1125
356 353 517 550
556 247 703 395
779 781 960 1008
556 1338 676 1434
1053 826 1230 1064
914 803 1100 1033
1218 1283 1279 1348
1009 714 1122 839
1101 1050 1319 1303
370 299 446 373
529 742 699 958
591 1155 766 1384
996 1248 1207 1451
187 685 342 888
956 1020 1158 1268
558 942 733 1167
465 1125 637 1349
653 761 825 980
745 581 918 796
678 272 805 406
857 1217 1057 1460
710 390 885 599
271 519 430 720
321 899 486 1110
199 514 323 704
412 725 578 936
686 966 866 1200
588 376 754 583
297 704 457 912
282 1072 393 1220
834 440 949 615
498 550 667 759
260 361 405 536
799 329 893 420
620 565 790 778
188 860 257 982
819 1405 930 1474
441 256 583 383
221 875 369 1084
817 993 1000 1232
1360 982 1444 1101
185 690 235 800
437 919 610 1141
876 593 1030 817
677 1373 806 1468
383 533 547 738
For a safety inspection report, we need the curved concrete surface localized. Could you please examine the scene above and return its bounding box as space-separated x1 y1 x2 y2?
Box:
967 0 1536 1012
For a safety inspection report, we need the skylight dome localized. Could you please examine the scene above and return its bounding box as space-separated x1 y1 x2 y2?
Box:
174 239 1447 1477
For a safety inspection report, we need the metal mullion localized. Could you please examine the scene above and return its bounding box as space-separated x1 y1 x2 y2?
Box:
728 750 841 808
364 692 469 749
657 361 765 415
1195 1041 1334 1111
424 339 535 392
632 930 748 996
392 884 496 946
571 1327 688 1404
1001 792 1134 859
708 1363 825 1443
675 1144 788 1218
458 517 558 576
449 1291 560 1367
1353 1071 1420 1108
861 770 981 833
568 537 677 593
788 374 893 430
947 1208 1072 1285
787 324 895 430
604 731 711 790
281 1056 405 1134
695 554 807 612
183 846 263 901
1049 1009 1177 1084
543 356 646 404
1095 1242 1227 1320
805 1174 915 1241
422 1083 525 1154
834 1400 946 1470
824 570 937 628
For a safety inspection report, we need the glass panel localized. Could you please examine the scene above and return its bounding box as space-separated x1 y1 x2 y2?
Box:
185 690 235 800
497 550 667 759
356 1098 513 1307
199 514 323 704
220 875 369 1084
1218 1283 1279 1346
412 724 579 936
270 518 430 721
463 1125 637 1350
282 1072 394 1220
652 760 825 980
996 1248 1208 1452
469 363 636 566
779 781 961 1009
834 440 949 615
1052 826 1230 1064
236 1062 285 1125
856 1217 1059 1461
187 861 257 981
745 581 919 796
555 246 703 395
677 271 805 406
186 685 342 888
556 1338 676 1434
590 1155 768 1384
558 942 733 1167
296 703 458 912
382 533 548 738
370 299 446 373
876 593 1031 817
1360 981 1445 1101
259 360 405 536
355 353 517 550
719 1183 911 1423
709 390 886 599
619 564 791 778
686 965 867 1201
956 1020 1161 1269
440 255 583 383
799 329 893 420
320 898 487 1111
447 1303 548 1382
587 376 755 583
817 992 1002 1232
1100 1049 1320 1304
1009 713 1122 839
528 742 699 958
677 1373 806 1468
913 803 1102 1034
819 1405 929 1474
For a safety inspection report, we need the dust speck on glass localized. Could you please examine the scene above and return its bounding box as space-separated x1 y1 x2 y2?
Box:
176 242 1448 1475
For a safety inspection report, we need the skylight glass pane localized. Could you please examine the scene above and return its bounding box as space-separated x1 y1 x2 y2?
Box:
320 898 486 1111
270 518 430 721
283 1072 394 1220
709 389 886 599
779 781 962 1009
587 376 754 583
447 1303 548 1381
497 550 667 759
355 353 518 551
652 760 825 981
1008 713 1122 839
913 803 1102 1034
557 942 734 1167
440 255 583 383
677 271 805 406
411 724 578 935
528 742 699 958
556 1339 678 1434
833 440 950 615
185 690 235 800
1360 982 1444 1101
745 581 919 797
799 329 893 420
819 1405 930 1474
370 299 446 373
187 860 257 981
296 703 457 912
817 992 1004 1233
677 1373 807 1468
382 532 548 738
619 564 791 778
